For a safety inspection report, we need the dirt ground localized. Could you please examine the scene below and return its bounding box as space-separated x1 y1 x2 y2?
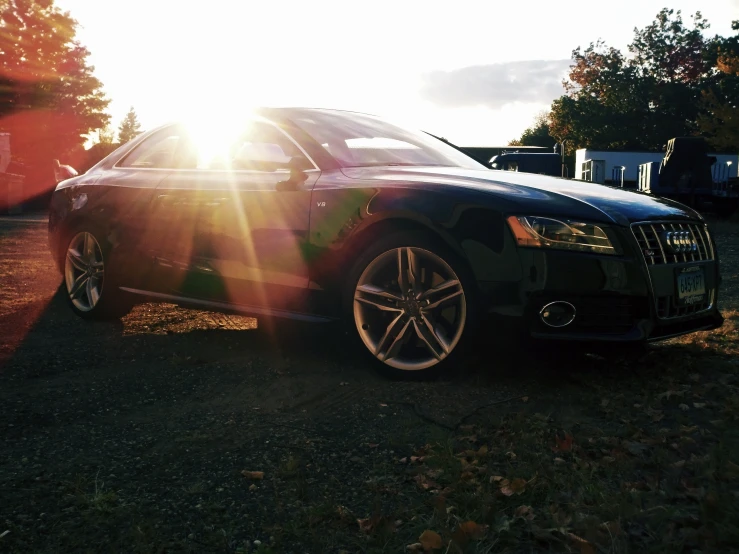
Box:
1 214 738 553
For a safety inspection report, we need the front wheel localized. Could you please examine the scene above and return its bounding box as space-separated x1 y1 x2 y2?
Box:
63 228 133 320
346 233 476 377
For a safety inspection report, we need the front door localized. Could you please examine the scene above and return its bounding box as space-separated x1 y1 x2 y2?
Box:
153 119 318 311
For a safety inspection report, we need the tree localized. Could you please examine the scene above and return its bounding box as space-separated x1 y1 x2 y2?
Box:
548 9 716 151
0 0 110 196
509 112 557 148
96 124 115 146
117 106 141 143
696 21 739 151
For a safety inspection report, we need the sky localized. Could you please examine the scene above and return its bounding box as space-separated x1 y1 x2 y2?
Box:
56 0 739 146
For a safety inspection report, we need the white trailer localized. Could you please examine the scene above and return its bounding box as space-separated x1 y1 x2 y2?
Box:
575 148 738 184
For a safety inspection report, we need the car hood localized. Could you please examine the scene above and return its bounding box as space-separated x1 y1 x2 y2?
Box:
342 166 703 225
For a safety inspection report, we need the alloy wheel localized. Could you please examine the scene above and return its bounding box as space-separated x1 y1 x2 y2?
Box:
353 247 467 370
64 232 105 312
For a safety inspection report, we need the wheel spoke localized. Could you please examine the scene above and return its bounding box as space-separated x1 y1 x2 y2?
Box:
397 247 420 293
375 313 411 361
85 278 95 307
413 316 448 359
423 288 464 311
355 284 403 312
419 279 460 299
84 233 93 259
66 250 87 272
87 278 100 307
69 274 89 299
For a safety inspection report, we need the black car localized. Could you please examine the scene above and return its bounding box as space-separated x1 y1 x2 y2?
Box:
48 108 723 376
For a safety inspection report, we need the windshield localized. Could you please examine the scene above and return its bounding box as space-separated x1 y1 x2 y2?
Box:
289 110 486 170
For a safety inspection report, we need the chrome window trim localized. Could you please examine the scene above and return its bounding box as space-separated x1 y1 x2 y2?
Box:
113 117 320 173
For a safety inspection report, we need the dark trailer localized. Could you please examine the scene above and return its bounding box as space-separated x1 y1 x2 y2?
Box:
489 151 561 176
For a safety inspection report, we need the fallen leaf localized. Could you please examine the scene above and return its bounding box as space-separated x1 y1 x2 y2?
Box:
458 520 487 539
490 475 505 483
357 517 374 533
418 530 443 550
514 505 534 520
451 520 488 546
406 543 424 552
414 474 440 491
241 470 264 480
568 532 595 554
248 484 257 491
506 451 517 459
477 445 489 456
679 403 690 411
501 478 527 496
552 433 574 452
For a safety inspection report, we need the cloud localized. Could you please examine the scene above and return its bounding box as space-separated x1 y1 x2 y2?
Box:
420 59 572 109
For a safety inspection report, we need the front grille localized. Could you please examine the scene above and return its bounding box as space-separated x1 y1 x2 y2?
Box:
631 222 714 265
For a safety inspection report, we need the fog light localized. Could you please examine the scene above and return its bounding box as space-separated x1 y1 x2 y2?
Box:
539 301 576 328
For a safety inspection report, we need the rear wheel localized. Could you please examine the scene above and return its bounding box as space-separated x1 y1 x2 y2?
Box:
346 233 476 377
63 227 133 320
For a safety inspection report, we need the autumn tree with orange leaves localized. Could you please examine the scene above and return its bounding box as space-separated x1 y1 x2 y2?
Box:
514 9 736 156
0 0 110 199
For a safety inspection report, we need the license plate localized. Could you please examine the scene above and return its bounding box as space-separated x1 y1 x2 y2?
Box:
676 267 706 305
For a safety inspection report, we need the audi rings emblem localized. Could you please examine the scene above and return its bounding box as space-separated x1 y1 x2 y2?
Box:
661 230 698 254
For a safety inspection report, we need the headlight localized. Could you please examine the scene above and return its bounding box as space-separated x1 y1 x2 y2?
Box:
507 215 617 254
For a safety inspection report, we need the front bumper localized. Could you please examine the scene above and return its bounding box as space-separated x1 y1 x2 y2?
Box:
480 221 723 343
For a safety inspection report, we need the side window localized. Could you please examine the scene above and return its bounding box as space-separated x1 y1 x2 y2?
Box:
229 122 302 171
120 127 181 168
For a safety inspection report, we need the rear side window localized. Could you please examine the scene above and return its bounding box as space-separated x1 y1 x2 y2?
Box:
119 128 181 168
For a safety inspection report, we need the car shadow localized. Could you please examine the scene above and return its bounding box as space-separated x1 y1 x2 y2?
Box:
0 283 719 431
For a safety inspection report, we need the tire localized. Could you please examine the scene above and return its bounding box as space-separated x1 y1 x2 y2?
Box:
343 231 479 379
61 223 134 320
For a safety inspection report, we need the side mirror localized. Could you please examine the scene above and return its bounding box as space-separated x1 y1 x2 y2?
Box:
276 156 311 192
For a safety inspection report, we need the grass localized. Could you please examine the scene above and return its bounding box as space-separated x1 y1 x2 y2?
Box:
257 315 739 553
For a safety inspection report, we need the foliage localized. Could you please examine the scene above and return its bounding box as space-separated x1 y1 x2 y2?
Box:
548 9 735 152
696 21 739 151
96 124 115 146
508 112 556 149
0 0 110 192
117 106 141 144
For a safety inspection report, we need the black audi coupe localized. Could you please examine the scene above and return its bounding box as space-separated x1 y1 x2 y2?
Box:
48 108 723 376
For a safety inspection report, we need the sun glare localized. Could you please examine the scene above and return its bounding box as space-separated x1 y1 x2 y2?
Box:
182 109 259 171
